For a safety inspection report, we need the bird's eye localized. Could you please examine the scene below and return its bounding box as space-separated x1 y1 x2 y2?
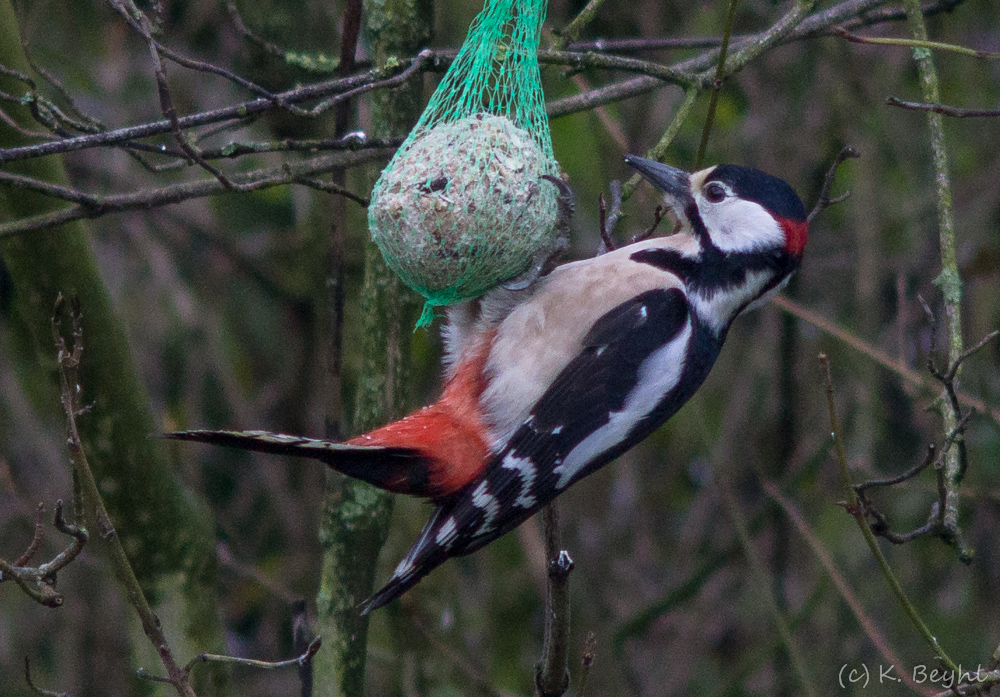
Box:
705 182 727 203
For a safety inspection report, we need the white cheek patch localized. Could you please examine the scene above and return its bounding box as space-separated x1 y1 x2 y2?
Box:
698 197 785 255
500 453 538 508
552 322 692 490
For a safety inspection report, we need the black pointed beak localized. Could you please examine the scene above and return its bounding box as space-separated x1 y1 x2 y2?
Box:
624 155 691 199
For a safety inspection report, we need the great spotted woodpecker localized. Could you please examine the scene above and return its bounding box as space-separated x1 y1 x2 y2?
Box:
166 155 808 614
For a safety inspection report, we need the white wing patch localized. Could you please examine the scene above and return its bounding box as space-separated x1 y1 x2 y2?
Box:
553 322 692 490
500 453 538 508
392 555 415 579
471 480 500 536
435 516 459 549
481 237 689 447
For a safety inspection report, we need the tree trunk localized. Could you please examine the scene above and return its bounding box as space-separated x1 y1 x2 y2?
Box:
0 1 226 692
312 0 431 695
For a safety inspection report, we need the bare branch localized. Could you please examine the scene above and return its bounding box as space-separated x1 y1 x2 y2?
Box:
834 26 1000 58
224 0 342 73
762 481 936 695
886 96 1000 118
854 445 936 494
820 354 960 673
597 180 623 254
13 504 46 567
0 54 427 165
50 298 197 697
633 205 666 244
0 499 87 608
808 145 860 223
539 49 696 87
24 657 74 697
535 504 573 697
943 330 999 384
294 177 369 207
182 636 322 676
772 295 1000 424
0 146 393 239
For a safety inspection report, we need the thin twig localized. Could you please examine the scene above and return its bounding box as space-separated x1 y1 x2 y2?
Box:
0 104 53 138
854 445 936 493
294 177 370 207
819 354 959 674
110 0 295 108
224 0 341 73
182 636 322 675
568 36 736 52
720 480 818 697
886 97 1000 118
834 27 1000 58
771 295 1000 425
597 180 623 253
14 504 46 567
943 330 1000 384
695 0 742 169
0 499 87 608
291 600 314 697
762 482 936 696
51 297 197 697
620 85 699 202
553 0 607 49
24 657 74 697
0 54 427 165
902 0 971 564
632 205 666 244
0 147 393 238
111 0 239 189
538 50 696 87
548 0 926 119
807 145 860 223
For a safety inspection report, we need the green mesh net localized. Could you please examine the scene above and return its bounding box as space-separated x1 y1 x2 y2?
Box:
368 0 560 327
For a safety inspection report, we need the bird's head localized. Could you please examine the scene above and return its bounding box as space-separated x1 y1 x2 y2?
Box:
625 155 807 260
624 155 808 329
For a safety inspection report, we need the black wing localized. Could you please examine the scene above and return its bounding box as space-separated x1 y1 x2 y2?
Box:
363 287 701 612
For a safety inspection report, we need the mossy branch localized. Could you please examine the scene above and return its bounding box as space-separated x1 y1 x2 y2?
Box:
312 1 428 696
902 0 970 561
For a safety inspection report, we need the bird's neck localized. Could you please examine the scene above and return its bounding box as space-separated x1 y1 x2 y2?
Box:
688 262 787 335
628 236 793 336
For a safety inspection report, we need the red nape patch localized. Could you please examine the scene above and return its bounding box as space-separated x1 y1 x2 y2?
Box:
779 217 808 256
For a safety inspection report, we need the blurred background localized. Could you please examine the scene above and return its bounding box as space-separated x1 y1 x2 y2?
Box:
1 0 999 695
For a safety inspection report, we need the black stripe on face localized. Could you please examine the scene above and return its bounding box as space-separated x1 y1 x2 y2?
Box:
630 245 797 302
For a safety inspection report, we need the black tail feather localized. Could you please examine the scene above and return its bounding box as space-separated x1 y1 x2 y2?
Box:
360 506 451 614
162 429 427 494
